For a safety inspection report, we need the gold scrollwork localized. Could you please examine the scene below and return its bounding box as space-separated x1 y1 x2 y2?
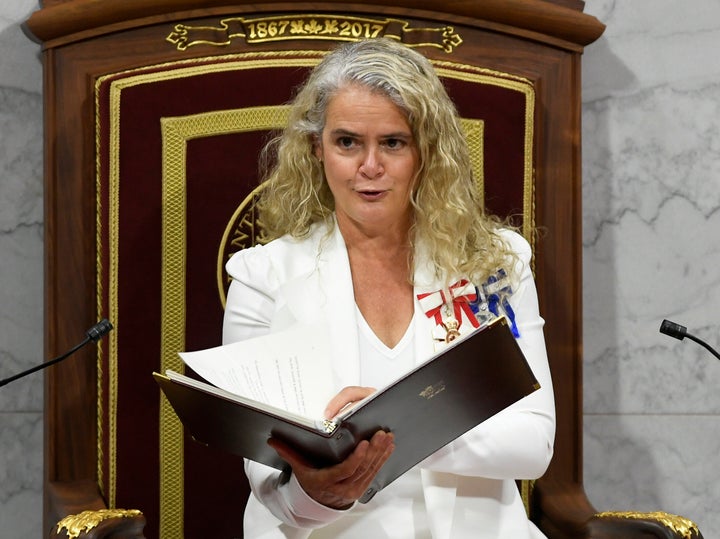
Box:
167 15 462 53
218 184 267 306
595 511 701 539
56 509 143 539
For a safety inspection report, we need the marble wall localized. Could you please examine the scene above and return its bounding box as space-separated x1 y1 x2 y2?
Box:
0 0 717 538
581 0 720 536
0 0 44 537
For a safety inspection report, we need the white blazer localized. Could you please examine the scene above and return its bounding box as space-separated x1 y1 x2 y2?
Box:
223 220 555 539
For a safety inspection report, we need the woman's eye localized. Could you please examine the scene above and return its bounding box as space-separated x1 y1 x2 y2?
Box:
337 136 355 148
384 138 405 150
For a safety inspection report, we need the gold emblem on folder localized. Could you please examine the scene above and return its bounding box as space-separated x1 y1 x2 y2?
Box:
419 381 446 400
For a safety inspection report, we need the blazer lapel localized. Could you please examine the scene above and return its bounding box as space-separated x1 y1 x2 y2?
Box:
279 223 361 391
413 252 446 363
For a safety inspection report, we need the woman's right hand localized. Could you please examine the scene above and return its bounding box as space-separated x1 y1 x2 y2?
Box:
323 385 376 420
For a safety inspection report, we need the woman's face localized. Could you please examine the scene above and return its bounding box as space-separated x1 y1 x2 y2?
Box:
315 84 419 237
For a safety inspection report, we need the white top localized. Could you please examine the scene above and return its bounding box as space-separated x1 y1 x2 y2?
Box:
307 307 429 538
223 220 554 539
356 304 417 388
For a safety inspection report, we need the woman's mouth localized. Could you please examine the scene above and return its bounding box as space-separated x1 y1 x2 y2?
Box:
357 189 386 200
356 189 387 198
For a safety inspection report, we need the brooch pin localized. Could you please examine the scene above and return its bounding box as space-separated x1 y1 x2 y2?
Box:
441 316 461 343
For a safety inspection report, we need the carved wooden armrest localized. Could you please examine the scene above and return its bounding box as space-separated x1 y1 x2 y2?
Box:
51 509 146 539
46 480 146 539
588 511 703 539
532 480 704 538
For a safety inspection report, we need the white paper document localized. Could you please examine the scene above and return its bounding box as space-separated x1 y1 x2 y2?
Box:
178 324 335 420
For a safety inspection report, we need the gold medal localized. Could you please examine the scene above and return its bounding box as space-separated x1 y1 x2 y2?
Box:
442 317 461 343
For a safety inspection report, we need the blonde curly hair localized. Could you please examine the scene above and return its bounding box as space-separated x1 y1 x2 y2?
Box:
257 38 516 285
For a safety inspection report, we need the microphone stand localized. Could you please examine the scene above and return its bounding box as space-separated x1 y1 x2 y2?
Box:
660 319 720 361
0 319 113 388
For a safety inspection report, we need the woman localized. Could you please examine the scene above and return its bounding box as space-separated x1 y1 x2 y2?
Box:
223 38 555 539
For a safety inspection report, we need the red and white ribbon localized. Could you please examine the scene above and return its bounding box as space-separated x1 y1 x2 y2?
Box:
417 279 480 330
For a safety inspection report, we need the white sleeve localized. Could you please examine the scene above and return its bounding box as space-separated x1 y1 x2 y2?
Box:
244 461 350 529
420 231 556 479
222 245 277 344
223 246 349 529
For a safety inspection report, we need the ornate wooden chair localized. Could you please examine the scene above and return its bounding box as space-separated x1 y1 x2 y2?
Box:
26 1 703 538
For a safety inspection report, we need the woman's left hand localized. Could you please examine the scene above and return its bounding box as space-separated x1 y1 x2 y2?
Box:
267 385 394 509
268 429 394 509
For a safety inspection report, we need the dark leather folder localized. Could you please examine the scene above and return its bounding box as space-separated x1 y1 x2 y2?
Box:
154 316 539 502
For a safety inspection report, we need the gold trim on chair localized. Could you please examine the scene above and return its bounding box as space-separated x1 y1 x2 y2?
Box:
56 509 143 539
160 108 292 534
595 511 701 539
163 105 291 303
460 118 485 207
520 479 535 517
158 116 189 539
94 83 107 497
217 183 268 307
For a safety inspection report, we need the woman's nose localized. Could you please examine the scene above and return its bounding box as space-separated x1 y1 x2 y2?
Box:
359 147 383 178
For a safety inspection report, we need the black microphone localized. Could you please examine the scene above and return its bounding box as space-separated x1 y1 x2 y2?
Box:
0 319 113 388
659 319 720 361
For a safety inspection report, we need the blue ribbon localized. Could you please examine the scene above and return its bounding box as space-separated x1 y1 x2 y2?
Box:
468 269 520 338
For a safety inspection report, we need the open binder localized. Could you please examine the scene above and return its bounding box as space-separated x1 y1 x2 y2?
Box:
154 316 539 503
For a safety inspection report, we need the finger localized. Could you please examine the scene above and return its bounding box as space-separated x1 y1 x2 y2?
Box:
279 440 371 508
271 435 370 487
349 431 395 485
335 431 392 488
271 434 374 484
270 430 393 503
328 439 370 482
367 431 395 470
324 386 376 419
